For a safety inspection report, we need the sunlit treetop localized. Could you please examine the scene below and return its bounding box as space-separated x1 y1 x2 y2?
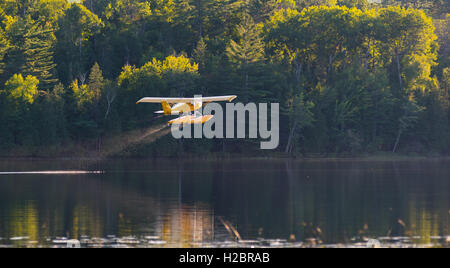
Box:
3 74 39 104
104 0 152 22
141 55 199 76
118 54 198 87
55 2 103 48
0 0 69 27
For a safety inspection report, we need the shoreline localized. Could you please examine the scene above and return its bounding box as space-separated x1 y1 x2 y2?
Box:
0 153 449 162
1 126 448 161
1 122 448 160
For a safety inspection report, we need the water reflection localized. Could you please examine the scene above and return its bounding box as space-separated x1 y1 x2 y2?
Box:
0 159 448 247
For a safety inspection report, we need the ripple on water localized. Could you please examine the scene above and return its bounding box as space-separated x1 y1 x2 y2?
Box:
0 235 447 248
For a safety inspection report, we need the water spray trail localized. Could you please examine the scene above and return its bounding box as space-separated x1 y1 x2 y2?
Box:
138 124 170 142
0 171 104 175
101 123 171 157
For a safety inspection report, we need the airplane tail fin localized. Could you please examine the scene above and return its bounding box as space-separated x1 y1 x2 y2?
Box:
161 101 172 115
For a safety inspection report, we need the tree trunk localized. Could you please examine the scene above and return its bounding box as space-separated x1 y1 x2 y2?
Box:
79 38 82 65
286 57 303 154
364 40 371 71
104 100 112 120
104 91 116 119
328 53 336 78
97 136 102 152
125 45 130 66
393 128 402 153
395 45 402 90
285 120 298 154
372 102 378 141
178 138 184 155
245 73 248 101
197 0 203 38
69 63 73 83
294 57 302 88
243 59 249 102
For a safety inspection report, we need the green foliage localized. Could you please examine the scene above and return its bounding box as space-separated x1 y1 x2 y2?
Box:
226 14 265 68
32 83 68 145
444 68 450 91
0 29 10 77
265 5 446 153
295 0 337 9
55 3 103 84
377 7 437 92
0 0 448 156
87 62 104 99
3 74 39 104
434 14 448 82
284 92 315 153
337 0 368 9
226 13 265 102
22 23 58 90
1 15 58 87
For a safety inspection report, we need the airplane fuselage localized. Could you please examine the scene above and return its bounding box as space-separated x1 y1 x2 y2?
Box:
171 102 202 113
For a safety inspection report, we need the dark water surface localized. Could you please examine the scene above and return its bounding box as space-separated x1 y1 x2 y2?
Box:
0 158 448 248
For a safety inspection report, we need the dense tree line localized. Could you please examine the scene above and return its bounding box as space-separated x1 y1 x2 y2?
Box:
0 0 448 156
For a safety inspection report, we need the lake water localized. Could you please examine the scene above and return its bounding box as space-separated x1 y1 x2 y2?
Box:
0 158 448 248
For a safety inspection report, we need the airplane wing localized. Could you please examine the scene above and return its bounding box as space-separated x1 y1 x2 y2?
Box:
136 95 237 104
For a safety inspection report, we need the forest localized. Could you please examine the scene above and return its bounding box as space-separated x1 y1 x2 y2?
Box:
0 0 448 157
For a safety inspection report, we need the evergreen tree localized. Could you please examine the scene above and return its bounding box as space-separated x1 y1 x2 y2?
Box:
2 16 57 89
226 13 265 102
22 23 58 90
72 62 104 109
0 30 10 79
87 62 104 100
69 63 106 140
193 38 207 72
226 14 265 68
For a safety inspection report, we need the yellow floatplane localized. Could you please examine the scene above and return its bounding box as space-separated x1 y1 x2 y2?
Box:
136 95 237 125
